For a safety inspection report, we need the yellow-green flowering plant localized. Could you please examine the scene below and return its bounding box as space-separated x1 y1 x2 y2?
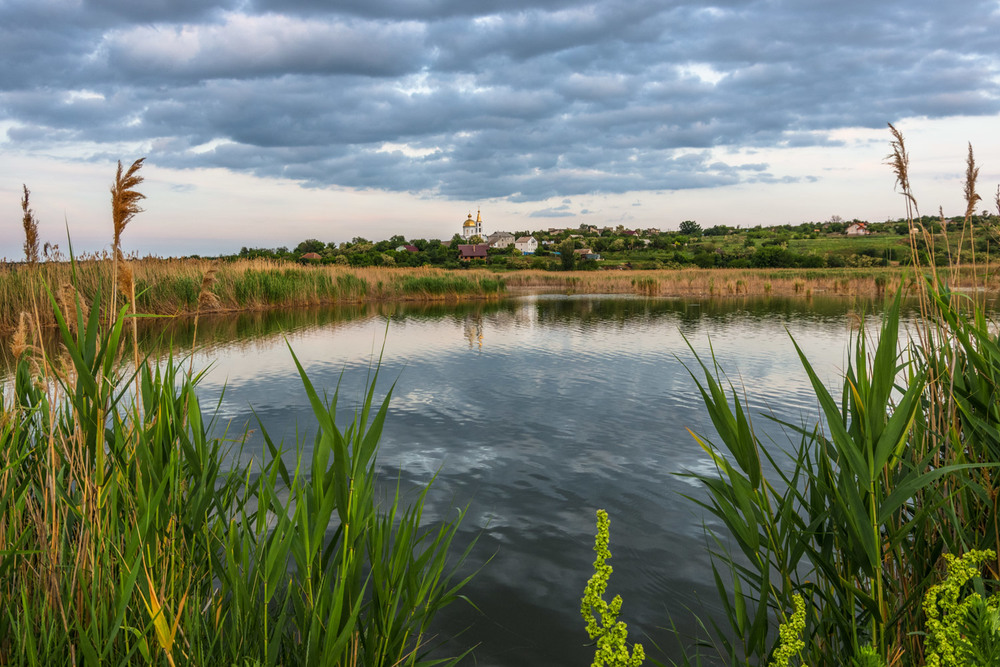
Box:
768 595 805 667
923 550 1000 667
581 509 644 667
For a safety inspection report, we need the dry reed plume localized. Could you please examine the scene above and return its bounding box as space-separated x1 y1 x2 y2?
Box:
109 157 145 322
107 158 146 374
21 185 39 265
111 158 145 254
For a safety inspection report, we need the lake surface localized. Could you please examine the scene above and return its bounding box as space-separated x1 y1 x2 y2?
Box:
1 293 900 664
161 293 893 666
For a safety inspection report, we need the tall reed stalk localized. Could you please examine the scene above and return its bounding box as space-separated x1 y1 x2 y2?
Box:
21 184 39 265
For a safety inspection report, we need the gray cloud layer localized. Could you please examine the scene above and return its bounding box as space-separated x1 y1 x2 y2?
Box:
2 0 999 201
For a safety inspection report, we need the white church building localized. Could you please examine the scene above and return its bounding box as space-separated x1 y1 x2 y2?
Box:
462 210 484 240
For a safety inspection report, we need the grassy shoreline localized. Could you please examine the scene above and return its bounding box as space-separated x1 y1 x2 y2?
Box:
4 259 998 331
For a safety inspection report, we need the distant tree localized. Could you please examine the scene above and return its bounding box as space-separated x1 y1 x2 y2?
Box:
295 239 325 255
651 234 672 249
679 220 702 236
703 224 730 237
559 238 577 270
751 246 795 268
692 251 716 268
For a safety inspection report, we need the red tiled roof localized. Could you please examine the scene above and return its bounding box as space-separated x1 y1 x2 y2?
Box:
458 244 489 259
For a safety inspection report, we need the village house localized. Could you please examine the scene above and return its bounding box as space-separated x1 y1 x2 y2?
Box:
846 222 870 236
514 236 538 255
487 231 515 248
458 244 489 260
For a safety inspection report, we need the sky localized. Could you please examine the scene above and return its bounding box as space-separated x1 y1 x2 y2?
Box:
2 0 1000 258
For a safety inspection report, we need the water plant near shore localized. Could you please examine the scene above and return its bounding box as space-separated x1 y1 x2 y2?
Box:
671 126 1000 666
581 510 645 667
2 157 477 664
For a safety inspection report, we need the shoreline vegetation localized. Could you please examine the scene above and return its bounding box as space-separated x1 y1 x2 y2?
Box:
3 259 998 332
3 160 477 665
644 126 1000 667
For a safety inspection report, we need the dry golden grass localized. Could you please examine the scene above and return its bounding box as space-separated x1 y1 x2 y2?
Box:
502 265 999 299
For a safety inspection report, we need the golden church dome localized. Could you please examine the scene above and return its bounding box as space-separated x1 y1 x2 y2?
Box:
463 214 476 227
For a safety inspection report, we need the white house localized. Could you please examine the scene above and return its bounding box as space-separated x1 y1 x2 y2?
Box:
514 236 538 255
846 222 870 236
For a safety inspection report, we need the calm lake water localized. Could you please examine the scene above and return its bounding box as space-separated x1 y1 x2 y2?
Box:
166 293 893 666
0 293 906 665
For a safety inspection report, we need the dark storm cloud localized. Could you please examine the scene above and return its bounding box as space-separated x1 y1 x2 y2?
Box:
2 0 999 202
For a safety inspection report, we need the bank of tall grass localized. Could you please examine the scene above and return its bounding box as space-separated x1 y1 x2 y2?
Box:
504 264 999 299
0 260 508 330
665 127 1000 667
0 286 477 665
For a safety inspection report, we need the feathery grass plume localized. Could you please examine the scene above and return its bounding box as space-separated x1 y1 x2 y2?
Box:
57 282 88 335
196 263 220 312
12 311 31 359
964 143 982 221
111 158 145 254
994 184 1000 216
21 185 39 265
11 311 42 378
108 158 145 373
886 123 918 219
956 143 982 279
109 158 145 324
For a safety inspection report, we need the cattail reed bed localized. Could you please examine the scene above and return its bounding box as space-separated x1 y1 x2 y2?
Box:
0 259 507 331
